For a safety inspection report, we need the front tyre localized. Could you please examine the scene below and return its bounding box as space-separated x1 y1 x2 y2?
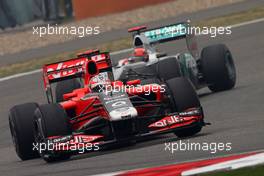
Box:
200 44 236 92
34 104 72 162
165 77 202 137
166 77 200 112
9 103 39 160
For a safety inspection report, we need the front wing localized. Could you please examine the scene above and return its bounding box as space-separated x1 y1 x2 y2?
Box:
41 107 204 155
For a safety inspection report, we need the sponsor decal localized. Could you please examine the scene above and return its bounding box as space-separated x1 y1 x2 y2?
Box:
46 58 86 79
149 115 184 128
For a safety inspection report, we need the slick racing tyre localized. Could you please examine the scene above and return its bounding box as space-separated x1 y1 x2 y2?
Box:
165 77 202 138
154 57 182 81
200 44 236 92
34 104 72 162
140 78 160 85
55 78 81 102
9 103 39 160
166 77 200 112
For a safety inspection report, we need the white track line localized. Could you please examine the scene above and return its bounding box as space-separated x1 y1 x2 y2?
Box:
93 149 264 176
0 69 41 82
229 17 264 28
182 152 264 176
111 48 133 55
0 49 133 82
1 17 264 83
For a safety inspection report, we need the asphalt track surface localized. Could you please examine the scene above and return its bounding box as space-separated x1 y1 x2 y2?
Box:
0 0 264 66
1 12 264 176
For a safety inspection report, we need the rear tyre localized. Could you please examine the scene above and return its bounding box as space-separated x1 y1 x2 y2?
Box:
55 78 81 102
154 57 182 81
33 104 72 162
9 103 39 160
140 78 160 85
165 77 202 137
200 44 236 92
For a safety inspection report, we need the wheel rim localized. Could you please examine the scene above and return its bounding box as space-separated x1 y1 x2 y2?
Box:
34 117 45 143
33 114 48 156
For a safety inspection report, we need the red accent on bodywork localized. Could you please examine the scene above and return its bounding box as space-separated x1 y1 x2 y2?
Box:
126 79 141 85
62 88 89 101
128 26 147 33
45 57 87 82
42 51 111 87
48 134 103 151
112 81 123 87
134 48 146 57
91 53 111 71
149 115 202 132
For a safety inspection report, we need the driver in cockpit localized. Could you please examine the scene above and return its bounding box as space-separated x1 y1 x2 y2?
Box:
117 47 149 68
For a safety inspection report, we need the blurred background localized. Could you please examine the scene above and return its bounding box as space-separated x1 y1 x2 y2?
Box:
0 0 71 29
0 0 171 30
0 0 245 59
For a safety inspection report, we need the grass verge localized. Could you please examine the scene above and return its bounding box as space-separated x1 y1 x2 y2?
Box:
0 6 264 78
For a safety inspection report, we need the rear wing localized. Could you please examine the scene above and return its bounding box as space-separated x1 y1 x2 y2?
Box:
43 50 111 103
43 51 111 84
129 21 199 59
43 57 87 84
143 23 187 44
